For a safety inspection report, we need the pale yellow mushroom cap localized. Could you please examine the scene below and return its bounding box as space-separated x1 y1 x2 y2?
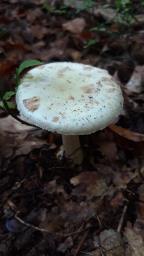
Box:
16 62 123 135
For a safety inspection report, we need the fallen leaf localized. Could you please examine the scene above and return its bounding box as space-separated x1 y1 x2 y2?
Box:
66 48 81 61
137 184 144 220
39 208 64 233
117 61 135 84
113 171 136 189
34 48 65 61
61 200 96 224
0 116 44 158
126 66 144 93
98 141 118 161
100 229 124 256
135 14 144 25
109 124 144 142
70 172 108 199
0 60 17 76
62 18 86 34
26 8 43 23
110 192 124 208
93 7 116 22
131 40 144 65
78 31 93 41
124 227 144 256
31 25 48 40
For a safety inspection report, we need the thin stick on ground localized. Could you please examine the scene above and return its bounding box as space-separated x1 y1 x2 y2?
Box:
74 230 89 256
117 205 128 233
14 215 88 237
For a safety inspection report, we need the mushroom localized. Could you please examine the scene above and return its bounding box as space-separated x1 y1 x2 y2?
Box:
16 62 123 164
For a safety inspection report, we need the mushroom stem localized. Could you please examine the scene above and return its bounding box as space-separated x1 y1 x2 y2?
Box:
62 135 83 165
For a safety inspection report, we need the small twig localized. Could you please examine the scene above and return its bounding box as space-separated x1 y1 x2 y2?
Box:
117 205 127 233
14 215 87 237
96 214 102 228
74 230 89 256
15 215 51 233
80 252 93 256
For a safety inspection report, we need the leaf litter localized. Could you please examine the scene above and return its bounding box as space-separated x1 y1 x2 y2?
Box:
0 0 144 255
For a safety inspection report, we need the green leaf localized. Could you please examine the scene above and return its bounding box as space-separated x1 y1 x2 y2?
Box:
15 59 43 87
42 2 55 13
16 59 43 77
0 101 4 109
6 102 16 109
3 91 15 101
84 39 97 48
0 100 16 110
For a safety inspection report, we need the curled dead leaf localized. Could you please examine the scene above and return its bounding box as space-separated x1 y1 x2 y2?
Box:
109 124 144 142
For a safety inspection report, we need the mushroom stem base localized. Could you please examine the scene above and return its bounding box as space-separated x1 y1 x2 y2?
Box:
62 135 83 165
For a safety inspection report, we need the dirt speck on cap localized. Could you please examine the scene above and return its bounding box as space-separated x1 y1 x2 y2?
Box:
57 67 72 77
81 85 95 94
52 116 59 122
68 96 75 100
23 96 40 112
59 112 65 117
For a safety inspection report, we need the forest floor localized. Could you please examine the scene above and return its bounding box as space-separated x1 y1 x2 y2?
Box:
1 1 144 255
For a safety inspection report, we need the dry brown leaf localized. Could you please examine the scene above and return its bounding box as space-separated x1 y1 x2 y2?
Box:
0 60 17 76
0 116 44 158
100 229 124 256
109 124 144 142
137 185 144 220
70 172 108 199
93 7 116 22
65 48 81 61
98 141 118 161
131 40 144 65
60 200 96 224
31 25 48 40
110 192 124 208
62 18 86 34
0 116 33 133
26 8 43 23
89 249 101 256
124 227 144 256
126 66 144 93
39 208 64 233
135 14 144 24
113 171 136 189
